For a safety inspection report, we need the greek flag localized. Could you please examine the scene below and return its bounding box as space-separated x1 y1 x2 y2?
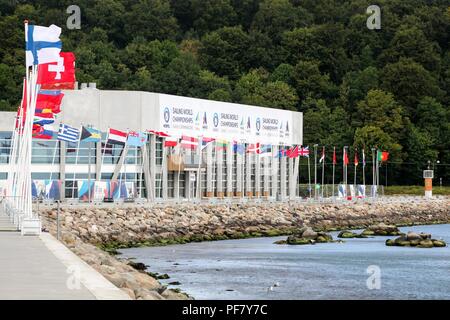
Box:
58 123 80 143
25 24 62 67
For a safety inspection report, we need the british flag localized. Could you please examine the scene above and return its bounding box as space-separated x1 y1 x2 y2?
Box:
299 146 310 157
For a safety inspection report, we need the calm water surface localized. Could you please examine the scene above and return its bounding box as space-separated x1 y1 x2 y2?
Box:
119 224 450 300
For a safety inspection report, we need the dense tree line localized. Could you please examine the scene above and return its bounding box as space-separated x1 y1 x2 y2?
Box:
0 0 449 185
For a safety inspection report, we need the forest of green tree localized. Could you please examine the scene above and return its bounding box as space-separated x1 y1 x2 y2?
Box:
0 0 449 185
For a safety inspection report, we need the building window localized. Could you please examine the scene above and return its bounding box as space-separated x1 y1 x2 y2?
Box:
32 140 59 164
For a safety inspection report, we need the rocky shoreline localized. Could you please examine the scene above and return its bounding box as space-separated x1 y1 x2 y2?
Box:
38 197 450 299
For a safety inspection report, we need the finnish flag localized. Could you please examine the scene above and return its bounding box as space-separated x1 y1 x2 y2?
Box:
25 24 62 67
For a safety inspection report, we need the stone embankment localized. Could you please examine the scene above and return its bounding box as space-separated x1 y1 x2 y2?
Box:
38 197 450 299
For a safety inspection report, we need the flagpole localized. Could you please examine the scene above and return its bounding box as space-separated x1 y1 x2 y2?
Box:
197 136 203 201
297 147 300 198
49 138 59 181
307 148 311 199
159 139 166 199
122 130 129 199
7 79 25 200
332 147 336 200
212 140 216 198
371 148 375 197
14 77 27 210
24 64 39 217
99 127 109 182
138 138 144 199
376 150 380 198
242 142 245 200
7 114 19 200
313 144 317 200
71 126 82 199
88 141 92 203
344 146 348 188
14 108 26 209
177 143 182 201
354 148 357 189
321 146 325 199
362 149 365 188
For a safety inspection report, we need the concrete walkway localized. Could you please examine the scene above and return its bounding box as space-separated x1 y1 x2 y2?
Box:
0 231 130 300
0 232 94 299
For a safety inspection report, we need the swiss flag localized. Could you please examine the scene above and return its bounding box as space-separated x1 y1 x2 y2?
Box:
37 52 76 90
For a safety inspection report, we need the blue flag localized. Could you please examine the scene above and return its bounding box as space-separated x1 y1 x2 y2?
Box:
233 142 245 154
58 123 80 143
127 131 147 147
80 126 101 142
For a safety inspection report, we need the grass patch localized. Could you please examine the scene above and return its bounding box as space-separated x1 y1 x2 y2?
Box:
384 185 450 196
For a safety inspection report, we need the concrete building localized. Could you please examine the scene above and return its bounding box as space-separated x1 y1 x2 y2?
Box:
0 88 303 201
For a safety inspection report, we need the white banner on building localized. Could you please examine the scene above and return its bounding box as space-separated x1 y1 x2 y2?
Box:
349 185 355 198
338 184 346 198
357 185 366 198
94 181 108 200
159 94 294 145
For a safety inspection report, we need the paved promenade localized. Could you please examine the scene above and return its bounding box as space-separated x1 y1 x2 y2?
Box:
0 232 95 299
0 206 131 300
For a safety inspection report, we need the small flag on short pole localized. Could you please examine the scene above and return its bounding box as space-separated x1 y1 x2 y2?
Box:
319 146 325 163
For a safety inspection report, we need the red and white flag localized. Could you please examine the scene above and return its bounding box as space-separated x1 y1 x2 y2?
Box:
164 136 178 147
298 146 309 157
319 146 325 163
147 129 170 137
180 135 198 149
107 128 127 146
246 143 260 153
37 52 76 90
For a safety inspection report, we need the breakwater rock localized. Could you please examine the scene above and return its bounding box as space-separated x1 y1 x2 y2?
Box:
38 197 450 299
275 227 334 245
386 231 447 248
337 230 368 238
361 223 402 236
40 198 449 247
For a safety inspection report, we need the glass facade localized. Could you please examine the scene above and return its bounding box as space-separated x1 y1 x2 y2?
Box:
0 131 298 200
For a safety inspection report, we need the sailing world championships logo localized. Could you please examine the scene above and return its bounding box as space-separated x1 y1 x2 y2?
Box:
164 107 170 123
163 107 170 128
213 112 219 128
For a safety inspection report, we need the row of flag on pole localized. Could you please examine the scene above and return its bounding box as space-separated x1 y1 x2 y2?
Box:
24 51 76 139
33 124 390 162
51 124 149 147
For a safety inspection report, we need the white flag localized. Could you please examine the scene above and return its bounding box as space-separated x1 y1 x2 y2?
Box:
25 24 62 67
